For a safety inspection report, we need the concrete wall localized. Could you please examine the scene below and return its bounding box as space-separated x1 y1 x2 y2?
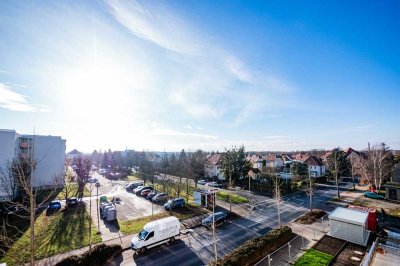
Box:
0 130 19 201
25 135 66 187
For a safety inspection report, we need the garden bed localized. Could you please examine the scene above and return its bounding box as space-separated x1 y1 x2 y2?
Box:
295 209 327 224
331 242 367 266
294 248 333 266
313 235 346 256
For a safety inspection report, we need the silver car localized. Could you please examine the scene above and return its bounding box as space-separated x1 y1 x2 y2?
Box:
152 193 168 203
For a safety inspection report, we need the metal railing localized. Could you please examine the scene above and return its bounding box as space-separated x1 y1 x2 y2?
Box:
255 214 330 266
361 238 378 266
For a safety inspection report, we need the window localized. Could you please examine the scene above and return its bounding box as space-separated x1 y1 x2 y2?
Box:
146 231 154 241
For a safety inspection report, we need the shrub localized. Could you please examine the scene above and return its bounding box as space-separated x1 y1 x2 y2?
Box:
56 244 122 266
209 226 293 266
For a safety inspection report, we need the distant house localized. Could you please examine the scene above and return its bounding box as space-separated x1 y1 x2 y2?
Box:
66 149 82 161
385 163 400 201
263 154 284 168
292 153 309 163
246 155 263 170
303 155 326 177
248 168 261 180
282 154 294 165
204 153 226 181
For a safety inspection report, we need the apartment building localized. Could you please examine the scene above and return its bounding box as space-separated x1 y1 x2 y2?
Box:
0 129 66 201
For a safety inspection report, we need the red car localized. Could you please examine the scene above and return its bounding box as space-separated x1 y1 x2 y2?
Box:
141 189 152 197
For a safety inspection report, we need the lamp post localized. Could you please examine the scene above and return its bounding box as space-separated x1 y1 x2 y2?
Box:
95 182 101 231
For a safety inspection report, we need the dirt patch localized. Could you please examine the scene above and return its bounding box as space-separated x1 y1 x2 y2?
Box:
314 235 346 256
331 242 367 266
295 209 327 224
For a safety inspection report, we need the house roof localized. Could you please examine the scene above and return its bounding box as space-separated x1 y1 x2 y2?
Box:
249 168 261 174
206 153 224 166
246 155 263 163
344 147 360 157
321 151 332 160
68 149 82 155
303 155 323 166
329 207 368 226
293 153 309 162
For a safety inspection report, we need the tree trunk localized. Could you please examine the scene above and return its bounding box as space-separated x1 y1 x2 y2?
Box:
30 186 35 266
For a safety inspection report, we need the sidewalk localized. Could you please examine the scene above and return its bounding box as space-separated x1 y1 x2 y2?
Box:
35 234 134 266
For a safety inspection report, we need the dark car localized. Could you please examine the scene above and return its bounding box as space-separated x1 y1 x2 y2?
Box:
164 198 185 210
152 193 168 203
147 191 158 201
134 186 153 196
47 200 62 214
202 212 228 227
141 189 152 197
66 197 78 207
0 203 19 216
126 182 143 192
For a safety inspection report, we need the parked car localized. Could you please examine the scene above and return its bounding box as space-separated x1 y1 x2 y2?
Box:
131 216 180 255
66 197 78 207
87 177 98 183
364 191 384 200
202 212 228 227
164 198 185 210
197 180 207 185
47 200 62 214
126 182 144 192
141 189 152 197
152 193 168 203
0 203 19 216
147 191 158 201
206 182 222 188
134 186 154 196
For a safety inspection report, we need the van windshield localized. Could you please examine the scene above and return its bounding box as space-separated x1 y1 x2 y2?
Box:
138 229 148 240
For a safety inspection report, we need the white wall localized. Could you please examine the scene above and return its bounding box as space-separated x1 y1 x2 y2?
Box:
0 130 19 201
26 135 66 187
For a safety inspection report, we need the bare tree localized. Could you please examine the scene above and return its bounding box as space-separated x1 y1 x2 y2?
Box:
75 157 91 200
369 143 394 191
0 156 64 265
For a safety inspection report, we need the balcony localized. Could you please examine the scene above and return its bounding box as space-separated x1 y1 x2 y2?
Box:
20 142 29 148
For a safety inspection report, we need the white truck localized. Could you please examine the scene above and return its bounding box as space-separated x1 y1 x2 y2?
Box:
131 216 180 255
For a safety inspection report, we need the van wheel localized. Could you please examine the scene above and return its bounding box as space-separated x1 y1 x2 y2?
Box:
140 247 146 254
169 237 175 243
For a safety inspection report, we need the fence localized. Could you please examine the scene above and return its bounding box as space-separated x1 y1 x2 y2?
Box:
361 238 378 266
255 214 330 266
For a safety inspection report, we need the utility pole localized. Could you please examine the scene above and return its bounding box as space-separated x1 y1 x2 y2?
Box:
96 182 100 231
212 192 218 262
89 183 92 250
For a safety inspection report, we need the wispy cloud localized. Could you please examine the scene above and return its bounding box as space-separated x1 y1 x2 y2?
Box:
0 83 50 112
105 0 296 126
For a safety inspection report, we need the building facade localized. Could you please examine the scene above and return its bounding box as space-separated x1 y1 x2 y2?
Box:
0 129 66 201
204 153 226 181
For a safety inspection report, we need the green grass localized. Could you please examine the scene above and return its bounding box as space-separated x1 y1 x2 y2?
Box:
294 249 333 266
56 183 91 200
1 204 101 265
126 174 141 181
217 191 249 204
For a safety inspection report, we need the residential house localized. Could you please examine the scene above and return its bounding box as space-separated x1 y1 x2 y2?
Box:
248 168 261 180
303 155 326 177
246 154 263 170
282 154 294 165
0 129 66 201
204 153 226 181
292 153 310 163
263 154 284 168
385 163 400 201
66 149 82 161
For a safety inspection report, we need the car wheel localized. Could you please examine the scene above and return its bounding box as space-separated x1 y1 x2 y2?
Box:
224 219 227 223
140 247 146 254
169 237 175 243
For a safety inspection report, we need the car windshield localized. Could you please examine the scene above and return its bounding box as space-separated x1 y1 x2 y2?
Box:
138 229 148 240
136 186 144 190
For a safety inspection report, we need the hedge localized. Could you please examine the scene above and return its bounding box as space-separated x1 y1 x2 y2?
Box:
209 226 293 266
55 244 122 266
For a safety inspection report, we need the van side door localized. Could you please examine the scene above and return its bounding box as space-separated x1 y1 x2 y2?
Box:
145 231 156 246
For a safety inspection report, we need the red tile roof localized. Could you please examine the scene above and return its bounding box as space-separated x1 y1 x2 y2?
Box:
206 153 224 166
303 155 323 166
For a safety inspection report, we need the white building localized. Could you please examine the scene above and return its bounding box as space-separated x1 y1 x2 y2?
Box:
303 155 326 177
204 153 226 181
0 129 66 201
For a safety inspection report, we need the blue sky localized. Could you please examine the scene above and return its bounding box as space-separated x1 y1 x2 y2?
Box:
0 0 399 152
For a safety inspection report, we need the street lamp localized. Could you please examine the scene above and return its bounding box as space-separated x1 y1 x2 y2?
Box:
95 182 101 231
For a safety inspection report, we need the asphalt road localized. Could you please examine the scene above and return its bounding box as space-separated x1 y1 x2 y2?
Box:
111 182 354 265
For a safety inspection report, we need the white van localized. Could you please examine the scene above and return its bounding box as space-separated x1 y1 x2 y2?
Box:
131 216 180 255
